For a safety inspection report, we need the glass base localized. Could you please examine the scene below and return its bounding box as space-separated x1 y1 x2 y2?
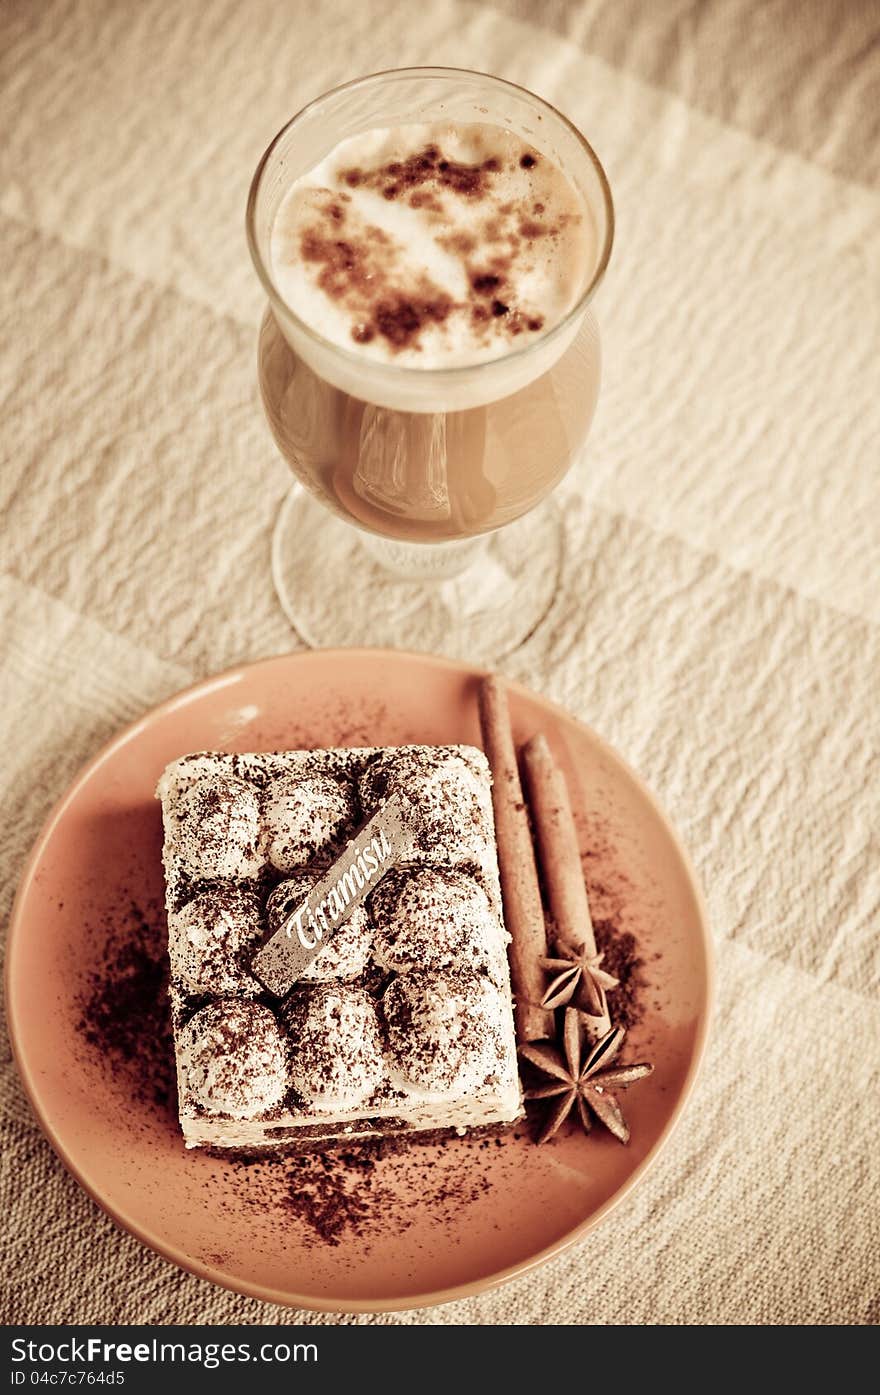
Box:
271 485 564 662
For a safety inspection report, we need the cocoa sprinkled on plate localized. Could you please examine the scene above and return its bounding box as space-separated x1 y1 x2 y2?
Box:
75 896 175 1115
592 920 645 1031
223 1134 502 1248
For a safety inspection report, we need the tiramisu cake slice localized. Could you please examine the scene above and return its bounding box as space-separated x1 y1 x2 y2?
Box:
156 745 522 1150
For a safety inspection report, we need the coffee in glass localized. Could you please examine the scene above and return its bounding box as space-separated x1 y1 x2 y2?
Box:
248 69 613 655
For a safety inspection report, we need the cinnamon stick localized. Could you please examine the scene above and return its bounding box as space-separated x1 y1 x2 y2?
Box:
522 733 596 956
522 732 612 1041
478 676 553 1042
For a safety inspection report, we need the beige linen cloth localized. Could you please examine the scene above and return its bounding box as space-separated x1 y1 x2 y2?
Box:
1 0 878 1325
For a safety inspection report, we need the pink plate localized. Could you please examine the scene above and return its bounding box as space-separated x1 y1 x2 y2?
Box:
6 649 712 1311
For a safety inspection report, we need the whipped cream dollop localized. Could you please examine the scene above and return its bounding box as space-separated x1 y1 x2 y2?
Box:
271 122 594 367
180 1000 288 1119
382 969 507 1097
169 774 263 881
359 746 492 864
266 872 374 982
169 886 263 996
369 866 499 976
286 985 385 1111
261 773 355 873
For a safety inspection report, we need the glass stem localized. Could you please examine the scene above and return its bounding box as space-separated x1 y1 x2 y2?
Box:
357 531 487 581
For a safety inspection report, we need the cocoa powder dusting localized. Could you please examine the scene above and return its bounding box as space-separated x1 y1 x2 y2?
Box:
299 217 454 352
593 919 645 1031
223 1133 502 1248
518 219 546 240
471 271 503 294
341 145 500 202
288 140 563 354
75 896 175 1115
372 290 453 349
579 811 654 1031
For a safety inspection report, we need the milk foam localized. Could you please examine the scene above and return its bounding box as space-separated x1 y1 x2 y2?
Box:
271 122 594 368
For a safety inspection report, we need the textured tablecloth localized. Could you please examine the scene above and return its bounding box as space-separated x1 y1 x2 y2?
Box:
2 0 878 1326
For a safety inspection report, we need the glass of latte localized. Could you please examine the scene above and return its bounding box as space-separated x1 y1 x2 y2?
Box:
247 68 613 658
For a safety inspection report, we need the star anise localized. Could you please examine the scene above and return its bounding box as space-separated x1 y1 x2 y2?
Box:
519 1009 653 1144
540 939 619 1014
